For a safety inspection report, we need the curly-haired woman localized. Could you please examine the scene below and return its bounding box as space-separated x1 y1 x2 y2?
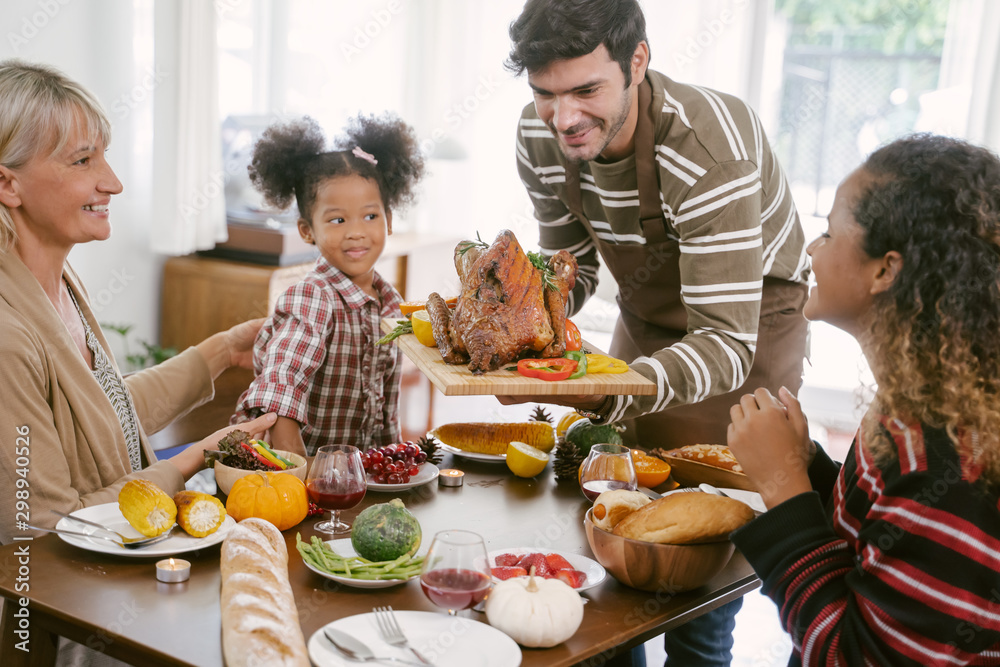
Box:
727 134 1000 665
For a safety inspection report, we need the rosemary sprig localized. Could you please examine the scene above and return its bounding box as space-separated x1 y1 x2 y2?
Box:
376 319 412 345
456 231 489 257
527 250 558 291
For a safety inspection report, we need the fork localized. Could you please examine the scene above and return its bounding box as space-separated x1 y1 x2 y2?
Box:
27 524 175 549
50 510 176 547
373 606 433 665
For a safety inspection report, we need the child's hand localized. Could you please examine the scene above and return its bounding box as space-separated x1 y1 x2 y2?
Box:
727 387 814 509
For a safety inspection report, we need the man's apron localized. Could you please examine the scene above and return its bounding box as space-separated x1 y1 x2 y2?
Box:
562 78 809 449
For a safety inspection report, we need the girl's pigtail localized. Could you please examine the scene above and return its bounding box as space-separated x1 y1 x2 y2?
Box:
337 113 426 211
248 117 326 213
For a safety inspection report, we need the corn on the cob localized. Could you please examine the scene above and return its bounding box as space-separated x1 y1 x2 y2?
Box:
118 479 177 537
173 490 227 537
429 422 556 455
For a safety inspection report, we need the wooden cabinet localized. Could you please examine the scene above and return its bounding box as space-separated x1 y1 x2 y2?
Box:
152 256 313 449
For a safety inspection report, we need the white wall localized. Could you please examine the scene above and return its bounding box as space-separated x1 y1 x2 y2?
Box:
2 0 162 360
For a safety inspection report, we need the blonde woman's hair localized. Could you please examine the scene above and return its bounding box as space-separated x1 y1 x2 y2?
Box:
0 59 112 252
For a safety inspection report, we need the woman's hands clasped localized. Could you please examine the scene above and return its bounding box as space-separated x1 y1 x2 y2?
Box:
727 386 816 510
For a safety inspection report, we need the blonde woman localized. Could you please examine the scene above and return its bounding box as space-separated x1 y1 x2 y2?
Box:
0 59 276 549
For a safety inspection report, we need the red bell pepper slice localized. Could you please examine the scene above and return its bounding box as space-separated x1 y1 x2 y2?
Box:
517 358 578 381
564 319 582 352
241 442 279 469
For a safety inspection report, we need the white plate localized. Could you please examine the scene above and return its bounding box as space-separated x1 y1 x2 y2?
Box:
665 487 767 514
300 538 419 589
437 442 506 463
487 547 606 593
308 610 521 667
367 462 440 492
54 503 234 557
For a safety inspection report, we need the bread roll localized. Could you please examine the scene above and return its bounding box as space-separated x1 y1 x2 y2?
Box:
220 518 308 667
592 489 651 531
613 492 754 544
658 444 743 472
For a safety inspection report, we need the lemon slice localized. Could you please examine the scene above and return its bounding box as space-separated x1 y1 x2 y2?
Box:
506 441 549 478
410 310 437 347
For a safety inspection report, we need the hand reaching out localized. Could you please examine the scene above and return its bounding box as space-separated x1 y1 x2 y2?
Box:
225 318 265 370
727 387 815 509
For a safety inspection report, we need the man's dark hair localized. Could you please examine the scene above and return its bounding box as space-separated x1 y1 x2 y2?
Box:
506 0 648 85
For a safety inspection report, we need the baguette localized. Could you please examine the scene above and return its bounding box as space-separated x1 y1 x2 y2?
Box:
220 518 308 667
612 492 754 544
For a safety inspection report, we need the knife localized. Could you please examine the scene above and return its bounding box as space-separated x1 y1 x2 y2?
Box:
323 626 426 666
637 486 662 500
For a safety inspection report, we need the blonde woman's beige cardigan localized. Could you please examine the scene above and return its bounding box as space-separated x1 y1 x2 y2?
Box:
0 252 215 544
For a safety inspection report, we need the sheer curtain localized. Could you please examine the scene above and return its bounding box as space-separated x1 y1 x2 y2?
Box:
151 0 227 255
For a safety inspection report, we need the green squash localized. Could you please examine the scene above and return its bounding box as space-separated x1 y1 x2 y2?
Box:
564 418 623 457
351 498 421 561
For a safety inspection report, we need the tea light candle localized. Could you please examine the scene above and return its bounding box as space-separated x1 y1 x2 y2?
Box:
438 469 464 487
156 558 191 583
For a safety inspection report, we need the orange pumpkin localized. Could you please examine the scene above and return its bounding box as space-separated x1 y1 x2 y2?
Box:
225 471 308 531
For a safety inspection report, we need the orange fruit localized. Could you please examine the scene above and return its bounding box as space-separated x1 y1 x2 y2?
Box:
400 301 427 316
632 454 671 488
400 296 458 317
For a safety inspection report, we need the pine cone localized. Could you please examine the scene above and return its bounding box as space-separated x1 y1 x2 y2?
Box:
553 437 585 483
529 405 553 424
417 435 443 466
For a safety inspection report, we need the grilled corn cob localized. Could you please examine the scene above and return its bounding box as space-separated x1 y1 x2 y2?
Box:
429 422 556 455
118 479 177 537
173 490 227 537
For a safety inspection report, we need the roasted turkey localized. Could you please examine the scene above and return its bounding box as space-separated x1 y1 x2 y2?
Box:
426 230 578 373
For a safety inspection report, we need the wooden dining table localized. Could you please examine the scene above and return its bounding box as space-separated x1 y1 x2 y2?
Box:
0 453 759 667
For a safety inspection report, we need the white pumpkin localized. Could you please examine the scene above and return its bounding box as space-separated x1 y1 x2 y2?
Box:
485 572 584 647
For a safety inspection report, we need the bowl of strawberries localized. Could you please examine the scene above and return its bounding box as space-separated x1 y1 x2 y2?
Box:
488 548 606 592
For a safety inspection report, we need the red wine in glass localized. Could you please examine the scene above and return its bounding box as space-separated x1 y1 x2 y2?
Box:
305 445 366 535
307 480 366 510
420 530 491 615
420 568 491 610
581 479 632 502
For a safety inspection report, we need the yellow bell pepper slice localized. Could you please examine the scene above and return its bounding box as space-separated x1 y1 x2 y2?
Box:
251 442 287 470
586 354 629 374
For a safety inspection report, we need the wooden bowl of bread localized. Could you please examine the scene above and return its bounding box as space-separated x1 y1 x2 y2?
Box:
214 451 308 496
584 489 754 592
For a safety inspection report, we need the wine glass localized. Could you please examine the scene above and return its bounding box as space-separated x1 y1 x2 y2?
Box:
579 443 638 501
419 530 491 616
306 444 367 535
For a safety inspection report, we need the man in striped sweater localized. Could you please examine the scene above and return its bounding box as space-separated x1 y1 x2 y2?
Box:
506 1 810 665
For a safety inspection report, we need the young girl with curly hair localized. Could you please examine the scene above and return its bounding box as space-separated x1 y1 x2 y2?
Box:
727 134 1000 665
232 114 424 456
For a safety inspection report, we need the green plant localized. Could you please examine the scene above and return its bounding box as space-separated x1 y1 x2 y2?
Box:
102 323 178 372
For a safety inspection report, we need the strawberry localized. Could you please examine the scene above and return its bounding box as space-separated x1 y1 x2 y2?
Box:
493 553 522 567
544 553 574 571
491 566 527 580
516 553 553 577
554 569 587 589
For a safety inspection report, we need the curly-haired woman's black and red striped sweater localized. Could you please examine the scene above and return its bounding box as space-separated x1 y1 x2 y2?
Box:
732 414 1000 666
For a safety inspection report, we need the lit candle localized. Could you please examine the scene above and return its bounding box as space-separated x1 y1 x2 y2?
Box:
156 558 191 583
438 469 465 487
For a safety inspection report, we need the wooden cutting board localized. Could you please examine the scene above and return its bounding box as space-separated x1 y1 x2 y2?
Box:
383 318 657 396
